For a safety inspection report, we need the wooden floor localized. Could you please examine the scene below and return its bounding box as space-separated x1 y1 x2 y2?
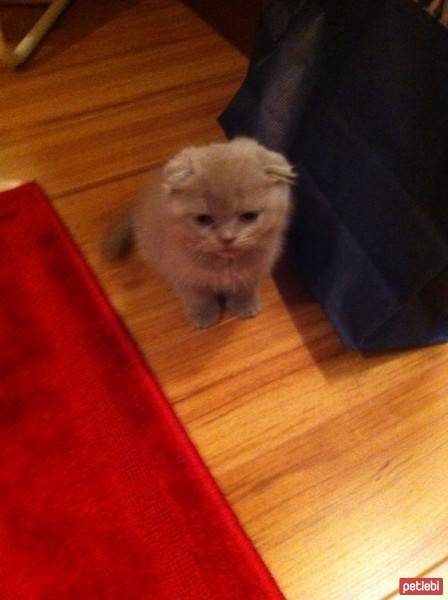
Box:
1 1 447 598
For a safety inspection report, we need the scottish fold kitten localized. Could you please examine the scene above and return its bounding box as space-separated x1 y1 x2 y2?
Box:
106 137 294 328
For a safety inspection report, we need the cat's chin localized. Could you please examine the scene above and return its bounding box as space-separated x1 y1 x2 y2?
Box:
214 248 244 259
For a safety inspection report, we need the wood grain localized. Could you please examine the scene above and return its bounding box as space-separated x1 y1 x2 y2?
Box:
1 2 447 598
386 556 448 599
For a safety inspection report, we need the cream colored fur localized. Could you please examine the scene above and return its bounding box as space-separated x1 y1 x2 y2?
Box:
110 138 295 328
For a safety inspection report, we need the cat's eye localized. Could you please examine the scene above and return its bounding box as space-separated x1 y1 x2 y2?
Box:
240 212 259 223
194 214 214 226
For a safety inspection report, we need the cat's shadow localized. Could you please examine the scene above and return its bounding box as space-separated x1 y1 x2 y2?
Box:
274 257 422 382
115 252 240 380
273 257 352 380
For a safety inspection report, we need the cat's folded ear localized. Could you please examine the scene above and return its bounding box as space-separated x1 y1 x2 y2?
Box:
262 149 296 185
162 147 197 192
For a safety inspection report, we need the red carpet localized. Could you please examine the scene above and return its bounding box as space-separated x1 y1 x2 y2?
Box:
0 184 284 600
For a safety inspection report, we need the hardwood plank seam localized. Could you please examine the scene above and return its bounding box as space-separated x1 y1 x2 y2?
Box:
0 70 244 142
379 554 448 600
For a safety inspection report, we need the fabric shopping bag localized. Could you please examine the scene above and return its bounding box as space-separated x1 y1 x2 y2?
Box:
220 0 448 350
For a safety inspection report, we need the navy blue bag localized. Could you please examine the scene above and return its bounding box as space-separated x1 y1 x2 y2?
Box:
220 0 448 350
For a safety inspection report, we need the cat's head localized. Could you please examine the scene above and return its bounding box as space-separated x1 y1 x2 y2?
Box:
161 138 295 258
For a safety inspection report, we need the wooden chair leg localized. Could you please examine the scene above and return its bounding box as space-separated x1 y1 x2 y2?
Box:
440 0 448 26
0 0 72 68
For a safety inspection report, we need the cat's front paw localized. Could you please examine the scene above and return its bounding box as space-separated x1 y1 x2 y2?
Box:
188 303 222 329
227 294 261 319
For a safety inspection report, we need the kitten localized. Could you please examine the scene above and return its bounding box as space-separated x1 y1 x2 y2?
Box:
106 137 295 328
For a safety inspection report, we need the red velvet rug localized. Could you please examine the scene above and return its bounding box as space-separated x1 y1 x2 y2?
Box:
0 184 284 600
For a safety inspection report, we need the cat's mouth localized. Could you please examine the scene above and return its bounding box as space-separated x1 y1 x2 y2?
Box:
215 247 242 258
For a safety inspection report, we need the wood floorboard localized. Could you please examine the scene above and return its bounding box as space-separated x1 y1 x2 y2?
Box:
1 1 447 598
384 556 448 599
